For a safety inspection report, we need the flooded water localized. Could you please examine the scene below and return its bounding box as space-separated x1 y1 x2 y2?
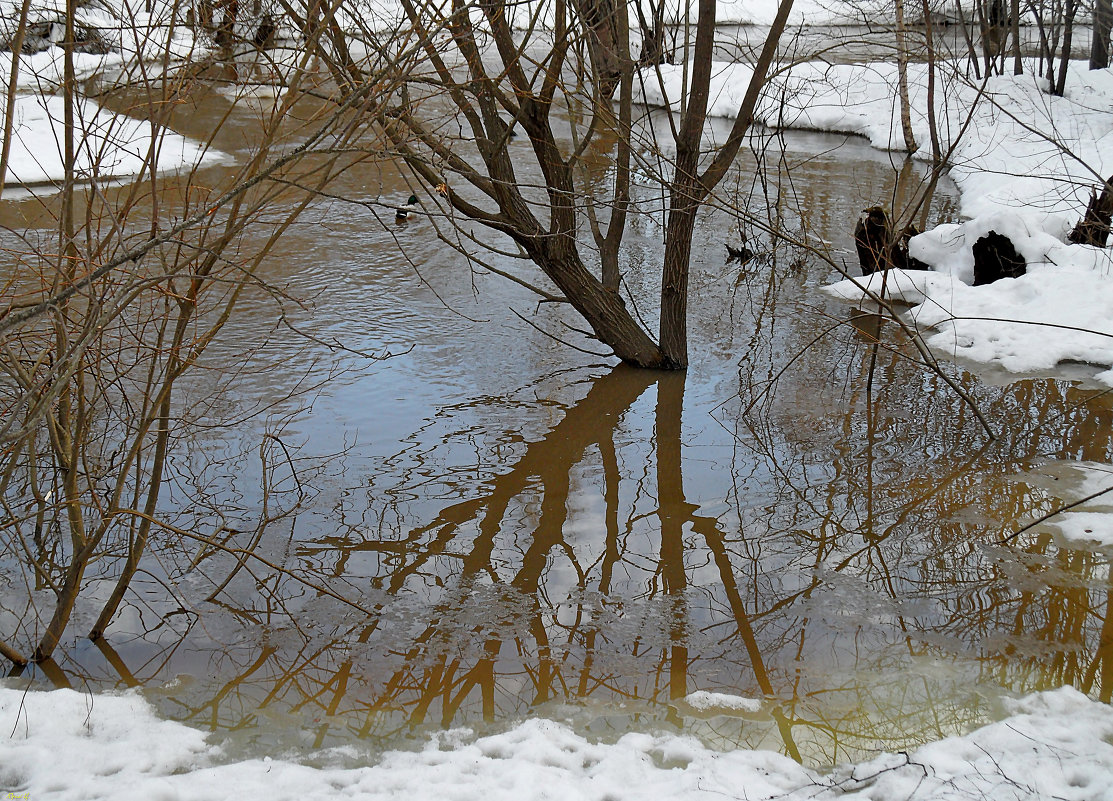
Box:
3 76 1112 772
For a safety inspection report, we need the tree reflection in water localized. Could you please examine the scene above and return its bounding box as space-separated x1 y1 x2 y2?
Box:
6 142 1113 768
11 351 1112 767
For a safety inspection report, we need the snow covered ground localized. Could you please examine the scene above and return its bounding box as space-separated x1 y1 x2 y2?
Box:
637 59 1113 386
0 0 220 193
2 94 226 190
0 1 203 86
643 60 1113 386
2 681 1112 800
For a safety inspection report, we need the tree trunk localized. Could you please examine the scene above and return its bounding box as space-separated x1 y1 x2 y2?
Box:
531 241 668 366
1093 0 1113 69
658 0 795 368
955 1 982 80
922 0 942 164
895 0 918 152
659 0 718 368
634 0 667 65
980 0 1008 74
600 0 634 291
1054 0 1077 96
1069 176 1113 246
572 0 625 99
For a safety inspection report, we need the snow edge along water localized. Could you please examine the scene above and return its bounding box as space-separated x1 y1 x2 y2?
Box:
2 682 1113 800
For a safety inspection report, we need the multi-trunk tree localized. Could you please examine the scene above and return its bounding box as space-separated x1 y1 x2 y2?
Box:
306 0 795 369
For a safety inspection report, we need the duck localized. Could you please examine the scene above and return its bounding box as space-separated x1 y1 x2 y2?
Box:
395 194 420 222
725 241 754 264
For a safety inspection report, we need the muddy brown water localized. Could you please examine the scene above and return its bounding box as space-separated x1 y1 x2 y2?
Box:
2 84 1111 770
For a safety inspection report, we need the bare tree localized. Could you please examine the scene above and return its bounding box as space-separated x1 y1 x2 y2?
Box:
298 0 797 370
0 0 404 663
894 0 918 153
1027 0 1081 94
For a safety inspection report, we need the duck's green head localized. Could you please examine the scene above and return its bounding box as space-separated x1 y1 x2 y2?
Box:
407 194 419 205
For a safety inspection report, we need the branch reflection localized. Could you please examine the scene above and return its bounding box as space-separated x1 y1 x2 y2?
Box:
18 358 1113 767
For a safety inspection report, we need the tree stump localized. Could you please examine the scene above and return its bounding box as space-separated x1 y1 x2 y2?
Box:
253 15 276 50
854 208 929 274
888 223 931 271
1068 175 1113 247
972 230 1026 285
854 206 890 275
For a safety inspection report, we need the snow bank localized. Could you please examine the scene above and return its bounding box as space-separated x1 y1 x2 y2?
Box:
2 683 1112 800
824 211 1113 382
643 58 1113 385
642 60 1113 220
823 267 955 306
0 0 206 87
906 213 1113 380
2 93 227 189
675 690 766 716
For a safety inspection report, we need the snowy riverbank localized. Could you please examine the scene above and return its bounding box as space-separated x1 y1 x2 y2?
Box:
3 20 1113 798
0 0 217 193
3 682 1113 800
641 58 1113 385
2 94 226 191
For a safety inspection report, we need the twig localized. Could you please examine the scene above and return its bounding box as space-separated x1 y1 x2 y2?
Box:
1000 482 1113 544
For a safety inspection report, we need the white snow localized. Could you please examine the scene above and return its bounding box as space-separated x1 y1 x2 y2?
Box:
639 58 1113 385
0 0 207 87
642 59 1113 219
2 93 226 189
822 205 1113 385
675 690 766 716
0 0 221 192
822 267 954 306
1049 511 1113 547
3 682 1113 800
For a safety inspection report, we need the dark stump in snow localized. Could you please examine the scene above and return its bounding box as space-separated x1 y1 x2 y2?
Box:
253 15 277 50
0 21 58 54
888 223 931 271
1069 175 1113 247
73 25 113 55
854 208 930 275
972 230 1026 285
854 206 890 275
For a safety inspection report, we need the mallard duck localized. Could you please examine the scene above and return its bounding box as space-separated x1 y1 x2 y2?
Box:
726 241 754 264
396 194 420 222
